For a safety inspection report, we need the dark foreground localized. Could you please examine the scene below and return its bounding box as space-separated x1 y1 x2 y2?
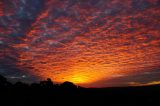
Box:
0 75 160 106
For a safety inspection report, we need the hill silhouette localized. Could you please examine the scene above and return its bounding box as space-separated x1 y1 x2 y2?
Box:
0 74 160 106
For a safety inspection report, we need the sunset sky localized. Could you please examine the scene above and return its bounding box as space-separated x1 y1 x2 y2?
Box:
0 0 160 87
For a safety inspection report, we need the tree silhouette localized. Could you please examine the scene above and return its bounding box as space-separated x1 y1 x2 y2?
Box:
40 78 54 89
0 75 12 88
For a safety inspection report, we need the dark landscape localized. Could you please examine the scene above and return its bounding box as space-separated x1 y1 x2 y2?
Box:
0 74 160 106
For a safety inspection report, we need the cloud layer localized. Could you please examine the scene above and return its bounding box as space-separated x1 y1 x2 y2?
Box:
0 0 160 87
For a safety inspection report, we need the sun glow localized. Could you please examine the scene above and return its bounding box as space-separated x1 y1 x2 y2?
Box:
38 61 119 85
60 62 119 84
68 74 89 84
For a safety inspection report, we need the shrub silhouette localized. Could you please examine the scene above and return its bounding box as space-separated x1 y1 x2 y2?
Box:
60 81 77 91
14 82 29 88
30 83 41 89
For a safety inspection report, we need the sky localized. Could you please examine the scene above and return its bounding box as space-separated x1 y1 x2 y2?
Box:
0 0 160 87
